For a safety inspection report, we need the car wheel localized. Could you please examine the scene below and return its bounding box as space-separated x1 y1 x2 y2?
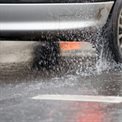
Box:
110 0 122 63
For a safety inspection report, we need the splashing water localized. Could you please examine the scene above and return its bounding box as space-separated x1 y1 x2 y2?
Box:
75 29 122 76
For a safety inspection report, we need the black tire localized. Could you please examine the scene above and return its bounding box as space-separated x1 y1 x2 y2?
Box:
110 0 122 63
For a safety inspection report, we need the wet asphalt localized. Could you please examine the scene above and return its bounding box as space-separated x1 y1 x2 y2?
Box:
0 49 122 122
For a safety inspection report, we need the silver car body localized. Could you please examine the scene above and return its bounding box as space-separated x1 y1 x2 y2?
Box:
0 2 114 31
0 1 115 63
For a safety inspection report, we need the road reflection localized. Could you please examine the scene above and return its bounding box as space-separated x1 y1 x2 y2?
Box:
73 103 107 122
66 102 112 122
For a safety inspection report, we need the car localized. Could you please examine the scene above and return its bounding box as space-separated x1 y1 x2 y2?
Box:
0 0 121 69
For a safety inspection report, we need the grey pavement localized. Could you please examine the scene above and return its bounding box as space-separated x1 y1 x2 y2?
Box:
0 41 122 122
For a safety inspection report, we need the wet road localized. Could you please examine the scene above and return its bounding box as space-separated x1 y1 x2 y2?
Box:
0 56 122 122
0 40 122 122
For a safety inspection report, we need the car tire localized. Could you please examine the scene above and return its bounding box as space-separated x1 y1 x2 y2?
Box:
109 0 122 63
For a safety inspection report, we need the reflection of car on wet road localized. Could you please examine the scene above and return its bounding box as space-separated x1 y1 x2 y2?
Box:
0 0 122 68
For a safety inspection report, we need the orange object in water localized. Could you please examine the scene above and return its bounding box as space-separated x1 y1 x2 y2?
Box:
59 41 88 51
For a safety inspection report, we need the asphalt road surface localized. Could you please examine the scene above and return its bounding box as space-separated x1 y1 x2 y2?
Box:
0 45 122 122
